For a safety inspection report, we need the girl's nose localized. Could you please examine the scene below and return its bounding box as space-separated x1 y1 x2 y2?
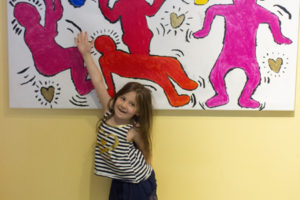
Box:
120 101 127 109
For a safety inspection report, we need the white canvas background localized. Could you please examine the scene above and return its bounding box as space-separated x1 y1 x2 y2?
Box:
7 0 299 110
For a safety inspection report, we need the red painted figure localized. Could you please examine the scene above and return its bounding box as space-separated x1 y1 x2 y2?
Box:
99 0 165 55
95 35 198 107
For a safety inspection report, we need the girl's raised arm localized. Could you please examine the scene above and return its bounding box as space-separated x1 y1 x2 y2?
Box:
75 32 111 112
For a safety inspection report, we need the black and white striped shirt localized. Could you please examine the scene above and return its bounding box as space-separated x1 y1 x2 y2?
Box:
94 111 153 183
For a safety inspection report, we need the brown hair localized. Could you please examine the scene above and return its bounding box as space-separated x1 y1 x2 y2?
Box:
108 82 153 161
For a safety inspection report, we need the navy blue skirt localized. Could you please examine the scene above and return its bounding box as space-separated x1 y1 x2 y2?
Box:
109 171 157 200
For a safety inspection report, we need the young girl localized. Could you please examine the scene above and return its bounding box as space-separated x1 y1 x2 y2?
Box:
75 32 157 200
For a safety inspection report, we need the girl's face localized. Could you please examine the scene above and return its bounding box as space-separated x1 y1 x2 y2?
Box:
113 91 139 124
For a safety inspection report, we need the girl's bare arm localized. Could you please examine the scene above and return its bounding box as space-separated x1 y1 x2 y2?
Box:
75 32 111 112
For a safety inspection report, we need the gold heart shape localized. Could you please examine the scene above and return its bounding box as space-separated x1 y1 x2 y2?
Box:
41 86 55 103
268 58 283 73
170 12 185 29
97 128 119 154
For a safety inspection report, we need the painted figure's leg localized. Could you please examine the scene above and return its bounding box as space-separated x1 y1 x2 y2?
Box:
206 61 229 107
158 79 191 107
70 64 93 95
238 63 261 108
123 32 151 55
167 61 198 91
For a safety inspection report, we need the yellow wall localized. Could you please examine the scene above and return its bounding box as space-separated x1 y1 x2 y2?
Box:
1 1 300 200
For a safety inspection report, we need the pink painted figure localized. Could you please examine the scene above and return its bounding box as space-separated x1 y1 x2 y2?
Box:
193 0 292 108
14 0 93 95
99 0 165 55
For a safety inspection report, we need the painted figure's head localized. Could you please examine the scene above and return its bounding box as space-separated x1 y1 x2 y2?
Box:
94 35 116 54
14 3 40 27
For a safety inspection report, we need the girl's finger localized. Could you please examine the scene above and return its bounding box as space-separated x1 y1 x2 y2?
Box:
90 39 95 48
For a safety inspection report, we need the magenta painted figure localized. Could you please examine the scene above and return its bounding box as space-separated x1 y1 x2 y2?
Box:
99 0 165 55
193 0 292 108
14 0 93 95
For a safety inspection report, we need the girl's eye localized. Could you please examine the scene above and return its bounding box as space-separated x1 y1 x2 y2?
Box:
120 96 126 101
129 102 135 107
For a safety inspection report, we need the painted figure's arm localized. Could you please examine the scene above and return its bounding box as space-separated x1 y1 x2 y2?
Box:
264 11 292 44
99 0 120 22
53 0 63 19
193 6 217 38
75 32 111 112
146 0 165 16
44 0 63 29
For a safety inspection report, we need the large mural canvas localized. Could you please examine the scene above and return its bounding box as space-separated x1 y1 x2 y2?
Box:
7 0 299 110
